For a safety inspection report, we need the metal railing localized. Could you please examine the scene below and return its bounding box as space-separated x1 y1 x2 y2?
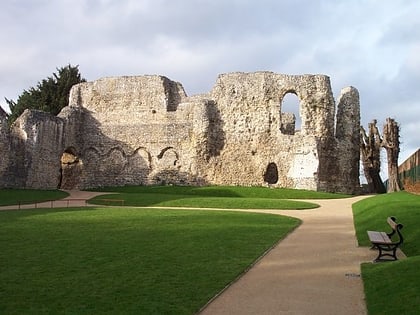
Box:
2 198 126 210
14 198 88 210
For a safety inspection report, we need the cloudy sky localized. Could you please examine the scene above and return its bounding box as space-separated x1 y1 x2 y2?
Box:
1 0 419 171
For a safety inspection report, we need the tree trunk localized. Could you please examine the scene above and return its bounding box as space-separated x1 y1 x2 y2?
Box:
360 120 386 193
383 118 402 192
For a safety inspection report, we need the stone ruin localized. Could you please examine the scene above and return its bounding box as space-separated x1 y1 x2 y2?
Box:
0 72 361 194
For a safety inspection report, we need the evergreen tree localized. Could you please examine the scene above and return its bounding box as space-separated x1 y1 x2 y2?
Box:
6 64 85 124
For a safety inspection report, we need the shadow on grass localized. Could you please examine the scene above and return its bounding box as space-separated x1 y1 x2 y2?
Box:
88 186 320 210
0 207 300 314
0 189 69 206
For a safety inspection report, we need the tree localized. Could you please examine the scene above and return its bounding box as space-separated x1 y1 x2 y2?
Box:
5 64 85 125
382 118 402 192
360 119 386 193
360 118 402 194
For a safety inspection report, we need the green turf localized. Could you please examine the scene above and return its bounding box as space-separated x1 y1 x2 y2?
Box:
0 189 69 206
0 207 300 314
361 257 420 315
353 191 420 315
353 191 420 255
91 185 350 199
89 192 318 209
88 185 350 209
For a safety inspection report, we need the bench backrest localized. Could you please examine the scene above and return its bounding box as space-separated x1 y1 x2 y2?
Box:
387 216 404 245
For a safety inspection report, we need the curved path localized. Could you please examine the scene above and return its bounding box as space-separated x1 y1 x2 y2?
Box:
0 190 109 210
1 191 405 314
199 196 376 315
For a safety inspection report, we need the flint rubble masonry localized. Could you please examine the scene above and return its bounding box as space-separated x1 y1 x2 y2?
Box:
0 72 360 193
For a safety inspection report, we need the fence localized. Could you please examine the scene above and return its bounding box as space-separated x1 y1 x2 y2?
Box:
12 198 88 210
399 149 420 192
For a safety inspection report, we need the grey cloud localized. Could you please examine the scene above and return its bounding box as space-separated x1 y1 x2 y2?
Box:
0 0 418 165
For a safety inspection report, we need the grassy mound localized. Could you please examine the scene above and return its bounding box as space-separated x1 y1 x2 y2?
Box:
353 191 420 315
89 185 350 209
92 185 350 199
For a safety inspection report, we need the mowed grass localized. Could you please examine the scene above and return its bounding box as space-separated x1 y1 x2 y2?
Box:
0 207 300 314
0 189 69 206
0 186 349 313
89 185 350 209
92 185 350 199
353 192 420 255
353 192 420 315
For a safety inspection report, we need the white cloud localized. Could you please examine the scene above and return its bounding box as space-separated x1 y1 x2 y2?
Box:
0 0 419 166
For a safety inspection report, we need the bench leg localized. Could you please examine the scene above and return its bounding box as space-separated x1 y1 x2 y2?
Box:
373 245 398 262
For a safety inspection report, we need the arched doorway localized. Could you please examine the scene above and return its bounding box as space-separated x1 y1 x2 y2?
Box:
59 147 82 189
264 162 279 184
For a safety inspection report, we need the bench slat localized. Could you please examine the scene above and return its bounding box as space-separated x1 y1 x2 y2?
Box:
367 216 404 262
367 231 392 244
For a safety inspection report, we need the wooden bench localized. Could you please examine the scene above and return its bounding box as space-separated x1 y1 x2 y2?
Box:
367 216 404 262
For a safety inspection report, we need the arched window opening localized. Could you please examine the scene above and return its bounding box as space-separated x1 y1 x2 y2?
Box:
131 147 152 169
157 147 179 167
59 147 82 189
280 92 302 135
264 162 279 184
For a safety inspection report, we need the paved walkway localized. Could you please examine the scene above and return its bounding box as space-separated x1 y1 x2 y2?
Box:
0 190 108 210
0 191 405 314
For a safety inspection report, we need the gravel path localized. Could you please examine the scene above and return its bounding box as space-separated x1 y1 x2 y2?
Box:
199 196 384 315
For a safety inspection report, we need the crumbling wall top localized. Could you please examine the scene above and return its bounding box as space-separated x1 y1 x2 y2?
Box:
69 75 187 114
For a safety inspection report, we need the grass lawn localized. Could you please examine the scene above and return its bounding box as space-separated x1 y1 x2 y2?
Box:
0 189 69 206
353 191 420 315
0 207 300 314
89 185 350 209
92 185 350 199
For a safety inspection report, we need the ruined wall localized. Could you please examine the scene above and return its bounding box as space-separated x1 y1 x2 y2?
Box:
0 108 10 186
335 86 361 193
0 110 65 189
202 72 338 190
0 72 361 193
62 75 210 189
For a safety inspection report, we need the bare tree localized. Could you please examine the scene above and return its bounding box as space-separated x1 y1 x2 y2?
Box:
382 118 402 192
360 120 386 193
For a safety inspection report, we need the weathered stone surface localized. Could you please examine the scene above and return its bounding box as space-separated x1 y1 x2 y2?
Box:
0 72 361 193
0 108 10 181
336 86 361 193
7 110 65 189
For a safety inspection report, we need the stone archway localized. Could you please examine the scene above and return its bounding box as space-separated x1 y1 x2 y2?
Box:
59 147 82 189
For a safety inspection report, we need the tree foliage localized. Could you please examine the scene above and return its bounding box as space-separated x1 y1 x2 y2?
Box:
5 64 85 124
